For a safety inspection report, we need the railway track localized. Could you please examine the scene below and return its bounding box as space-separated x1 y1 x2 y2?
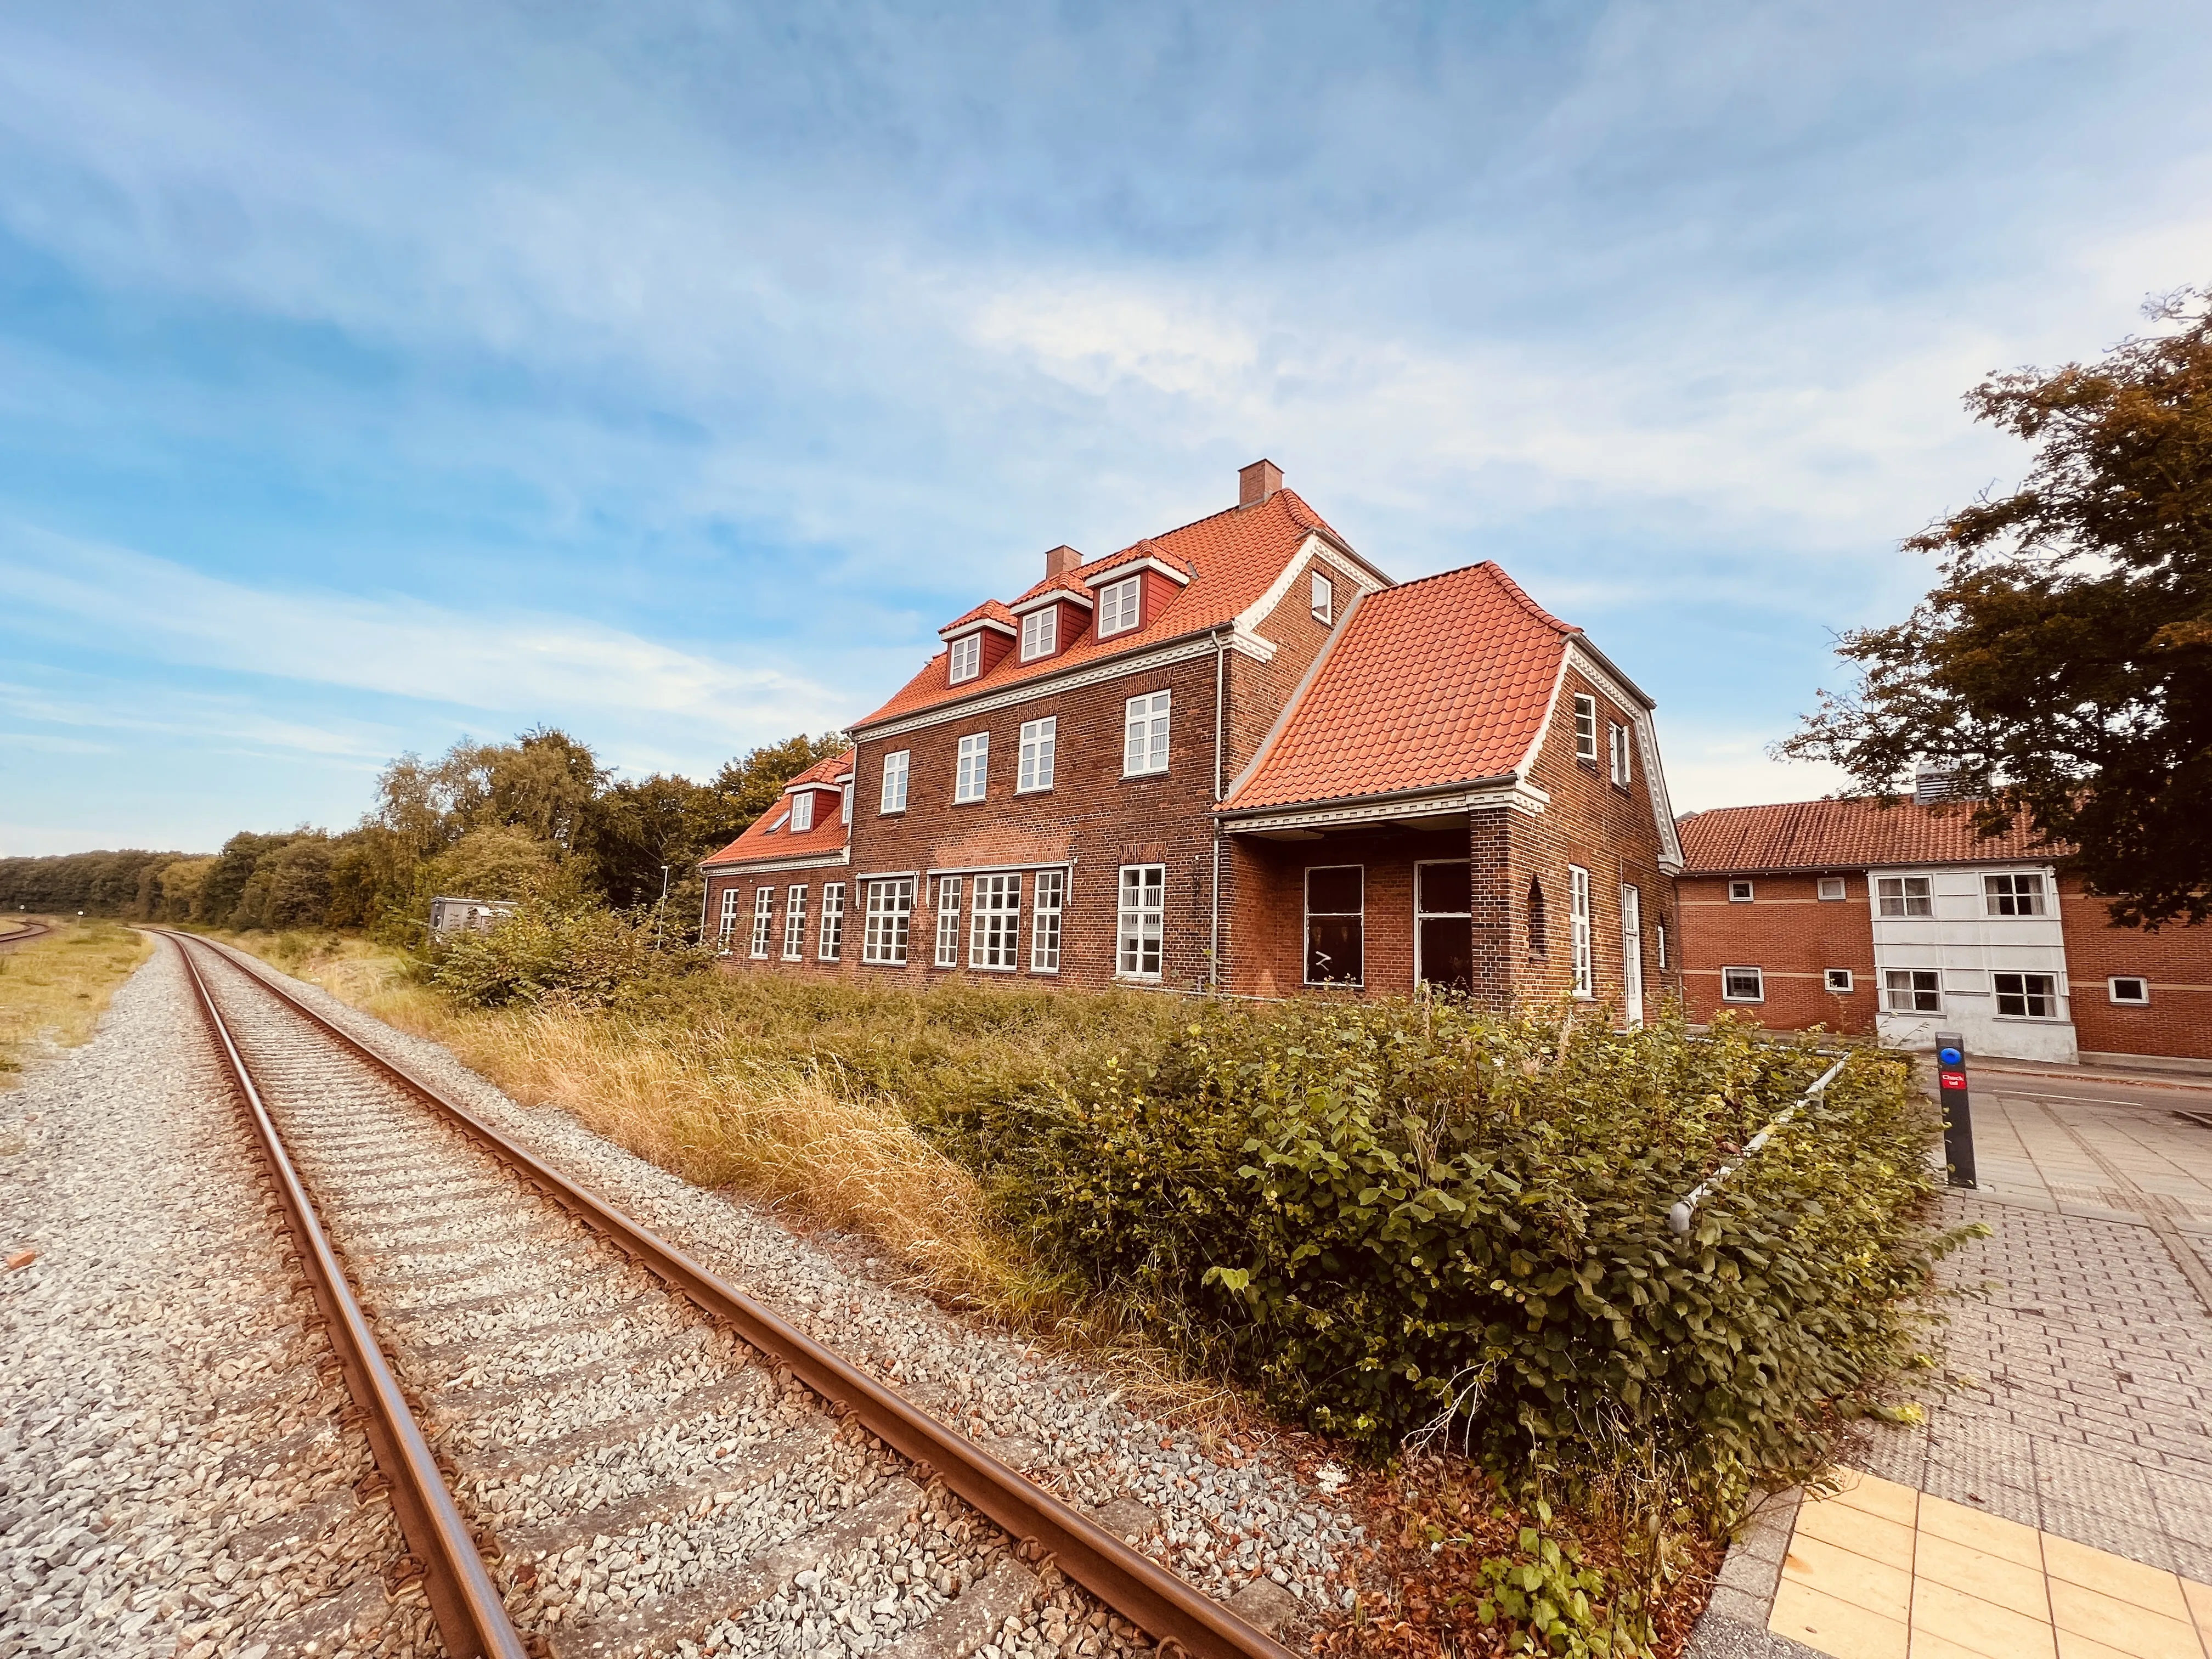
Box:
165 932 1296 1659
0 918 54 952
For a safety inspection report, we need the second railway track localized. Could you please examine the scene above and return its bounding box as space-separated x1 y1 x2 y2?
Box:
166 933 1299 1659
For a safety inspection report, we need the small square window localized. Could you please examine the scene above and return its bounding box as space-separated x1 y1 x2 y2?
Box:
1722 966 1765 1003
1876 876 1933 917
1817 877 1846 901
1824 968 1854 994
1310 569 1333 624
948 633 982 683
1883 968 1940 1013
2109 975 2149 1006
1728 879 1754 903
1994 971 2059 1019
1984 872 2047 916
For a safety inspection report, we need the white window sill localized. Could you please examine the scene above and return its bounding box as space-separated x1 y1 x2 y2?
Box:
1015 785 1054 795
952 796 986 806
1115 973 1163 984
1722 998 1765 1006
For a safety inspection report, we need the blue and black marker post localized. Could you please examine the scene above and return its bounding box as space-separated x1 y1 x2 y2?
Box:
1935 1029 1977 1188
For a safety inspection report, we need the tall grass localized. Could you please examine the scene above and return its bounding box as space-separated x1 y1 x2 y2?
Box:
1 918 154 1091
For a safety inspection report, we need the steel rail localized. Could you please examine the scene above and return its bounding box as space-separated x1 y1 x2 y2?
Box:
179 933 1298 1659
168 934 532 1659
0 919 55 951
1667 1052 1854 1237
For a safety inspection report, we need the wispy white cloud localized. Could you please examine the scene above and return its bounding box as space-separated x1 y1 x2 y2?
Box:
0 527 841 739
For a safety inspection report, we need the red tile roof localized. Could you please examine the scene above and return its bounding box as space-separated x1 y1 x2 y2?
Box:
1223 562 1577 813
699 748 856 869
856 487 1366 731
940 598 1019 637
1677 797 2071 873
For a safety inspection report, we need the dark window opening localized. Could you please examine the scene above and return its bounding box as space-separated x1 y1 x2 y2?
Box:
1305 866 1364 985
1527 878 1548 956
1417 861 1472 993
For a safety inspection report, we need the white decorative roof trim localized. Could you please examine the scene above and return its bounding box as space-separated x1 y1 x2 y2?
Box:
1231 535 1387 639
1083 556 1191 589
701 847 851 873
1220 778 1550 833
923 857 1078 878
1009 587 1094 616
852 631 1264 742
938 616 1019 642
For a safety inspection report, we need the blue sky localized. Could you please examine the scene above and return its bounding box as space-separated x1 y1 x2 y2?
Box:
3 2 2208 855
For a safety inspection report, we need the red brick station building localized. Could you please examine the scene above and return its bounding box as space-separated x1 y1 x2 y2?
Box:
699 460 2208 1070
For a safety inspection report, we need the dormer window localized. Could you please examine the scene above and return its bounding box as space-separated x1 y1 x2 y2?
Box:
789 791 814 832
1020 607 1057 661
1098 575 1141 637
949 633 981 683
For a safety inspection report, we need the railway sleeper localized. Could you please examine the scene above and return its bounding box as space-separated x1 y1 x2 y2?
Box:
547 1476 927 1659
450 1373 770 1481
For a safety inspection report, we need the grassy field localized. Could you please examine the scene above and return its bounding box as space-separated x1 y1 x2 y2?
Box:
0 918 155 1090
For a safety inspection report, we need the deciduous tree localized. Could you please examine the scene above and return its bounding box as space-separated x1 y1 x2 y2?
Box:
1782 290 2212 927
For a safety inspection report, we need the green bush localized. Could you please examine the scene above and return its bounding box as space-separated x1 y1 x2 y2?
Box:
429 902 709 1008
939 997 1959 1512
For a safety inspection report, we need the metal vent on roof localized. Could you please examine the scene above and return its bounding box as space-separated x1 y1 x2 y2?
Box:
1913 768 1961 805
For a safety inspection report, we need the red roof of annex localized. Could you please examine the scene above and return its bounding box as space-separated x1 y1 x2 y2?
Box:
1223 562 1581 812
699 747 856 870
1678 797 2071 873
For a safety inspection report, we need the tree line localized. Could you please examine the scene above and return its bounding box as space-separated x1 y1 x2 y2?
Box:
0 727 846 941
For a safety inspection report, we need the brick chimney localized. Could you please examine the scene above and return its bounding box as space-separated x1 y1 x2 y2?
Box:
1043 544 1082 580
1238 458 1283 507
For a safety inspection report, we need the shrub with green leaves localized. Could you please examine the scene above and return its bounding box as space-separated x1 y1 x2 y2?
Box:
428 902 708 1009
939 998 1957 1512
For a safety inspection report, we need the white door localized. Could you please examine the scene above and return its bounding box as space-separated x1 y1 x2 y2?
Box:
1621 884 1644 1029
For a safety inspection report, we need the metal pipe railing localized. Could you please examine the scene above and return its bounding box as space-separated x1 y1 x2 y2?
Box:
1667 1052 1853 1236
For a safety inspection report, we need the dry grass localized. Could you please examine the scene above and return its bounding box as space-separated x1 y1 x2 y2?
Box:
0 918 155 1090
217 930 1057 1315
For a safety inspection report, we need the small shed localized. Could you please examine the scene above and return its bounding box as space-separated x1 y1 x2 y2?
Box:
429 896 517 935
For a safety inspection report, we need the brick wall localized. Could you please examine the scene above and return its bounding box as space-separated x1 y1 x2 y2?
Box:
2059 874 2212 1062
1676 872 1877 1034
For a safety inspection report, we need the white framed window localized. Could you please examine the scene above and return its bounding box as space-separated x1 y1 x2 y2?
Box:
782 886 808 960
717 886 742 953
1116 865 1165 980
789 791 815 832
1020 607 1057 661
1728 879 1755 903
1817 877 1847 901
1883 968 1940 1013
1722 966 1765 1003
1876 876 1933 917
969 873 1022 970
1984 872 2047 917
955 732 989 802
1124 691 1170 777
1098 575 1141 636
819 883 844 961
1573 694 1598 763
949 633 982 684
1655 921 1667 970
1825 968 1854 994
1608 723 1632 787
862 878 914 965
750 888 775 959
1304 866 1364 986
841 782 852 826
881 750 910 814
1031 870 1065 973
2109 975 2149 1005
1569 865 1593 998
934 876 963 967
1018 718 1057 793
1994 972 2060 1019
1310 569 1333 624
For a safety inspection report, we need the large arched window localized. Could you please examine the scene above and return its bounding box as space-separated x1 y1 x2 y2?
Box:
1527 878 1548 956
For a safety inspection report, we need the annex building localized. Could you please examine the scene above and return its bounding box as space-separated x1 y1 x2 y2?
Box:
1677 797 2212 1069
699 461 1685 1016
